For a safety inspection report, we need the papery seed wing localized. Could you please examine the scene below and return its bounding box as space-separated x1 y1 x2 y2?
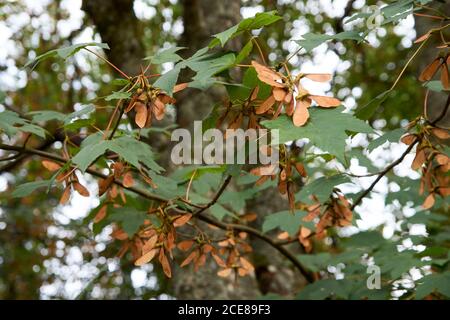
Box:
310 95 341 107
251 60 285 88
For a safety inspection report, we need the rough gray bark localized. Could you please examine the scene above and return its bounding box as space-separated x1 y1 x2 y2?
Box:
172 0 305 299
175 0 241 129
171 0 264 300
81 0 300 299
81 0 173 163
82 0 145 76
414 3 450 129
247 189 307 296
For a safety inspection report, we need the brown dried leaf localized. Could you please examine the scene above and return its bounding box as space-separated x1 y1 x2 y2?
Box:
218 240 229 247
177 240 194 251
436 153 449 166
412 148 426 170
251 60 284 88
94 205 107 223
42 160 61 171
250 164 278 176
241 213 257 222
255 175 269 186
438 187 450 197
255 95 275 114
202 244 213 253
237 267 248 277
135 248 158 266
250 86 259 101
173 82 188 93
431 128 450 140
112 162 124 178
111 228 128 240
422 193 435 209
300 226 312 239
285 98 294 117
441 64 450 90
304 73 332 82
166 231 176 253
212 253 227 268
180 250 198 267
293 99 310 126
159 250 172 278
60 185 71 205
217 268 232 277
73 182 90 197
401 134 416 145
158 93 176 105
134 102 148 128
419 58 441 81
273 87 287 101
277 231 289 240
414 32 430 43
153 98 166 121
122 172 135 188
310 95 341 107
117 242 130 258
142 234 158 254
295 162 307 177
98 175 114 196
173 213 192 227
194 253 207 271
239 257 254 271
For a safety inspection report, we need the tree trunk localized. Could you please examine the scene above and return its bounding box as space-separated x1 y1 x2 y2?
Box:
82 0 145 76
81 0 301 299
171 0 264 300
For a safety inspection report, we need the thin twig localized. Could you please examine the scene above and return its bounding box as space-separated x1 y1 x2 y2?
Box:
350 139 419 210
193 175 232 216
84 48 130 80
108 105 125 140
0 144 313 281
195 211 315 283
0 143 168 203
252 37 266 65
185 169 197 202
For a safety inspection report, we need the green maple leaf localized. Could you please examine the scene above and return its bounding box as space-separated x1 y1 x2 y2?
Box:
262 107 373 162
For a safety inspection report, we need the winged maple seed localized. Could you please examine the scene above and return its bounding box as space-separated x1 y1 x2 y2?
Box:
401 125 450 209
98 161 155 200
111 204 256 279
418 54 450 90
179 242 225 272
41 160 90 204
250 146 307 211
215 86 263 133
123 71 187 128
251 60 341 127
302 192 353 241
109 207 179 277
215 231 255 278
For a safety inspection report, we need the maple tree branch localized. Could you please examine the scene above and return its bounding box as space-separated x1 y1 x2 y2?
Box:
0 143 168 203
0 143 313 282
350 139 419 210
429 93 450 126
352 93 450 210
194 212 315 283
296 139 418 242
0 134 61 174
192 175 233 215
83 48 130 80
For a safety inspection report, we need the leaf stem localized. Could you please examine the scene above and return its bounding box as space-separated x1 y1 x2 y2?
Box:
84 48 130 80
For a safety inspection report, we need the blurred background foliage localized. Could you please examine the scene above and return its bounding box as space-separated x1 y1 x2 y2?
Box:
0 0 448 299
